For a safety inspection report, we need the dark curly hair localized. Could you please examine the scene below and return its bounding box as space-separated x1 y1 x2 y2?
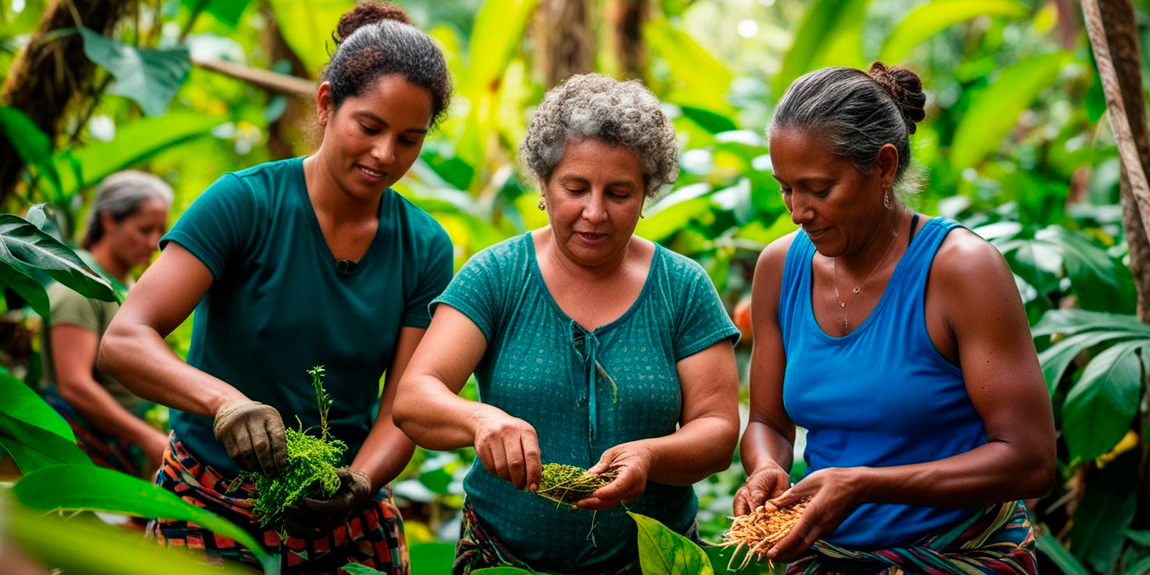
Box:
323 1 451 127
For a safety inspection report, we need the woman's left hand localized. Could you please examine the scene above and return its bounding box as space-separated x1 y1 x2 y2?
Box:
765 467 864 563
576 442 654 510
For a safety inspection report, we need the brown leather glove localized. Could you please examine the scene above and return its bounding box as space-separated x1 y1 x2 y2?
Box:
212 401 288 476
283 468 373 538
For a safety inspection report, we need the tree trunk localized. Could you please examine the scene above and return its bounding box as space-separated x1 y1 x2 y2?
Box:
262 3 314 160
0 0 132 204
608 0 648 81
534 0 595 87
1087 0 1150 525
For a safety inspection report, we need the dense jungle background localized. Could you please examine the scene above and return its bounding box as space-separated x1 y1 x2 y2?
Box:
2 0 1150 573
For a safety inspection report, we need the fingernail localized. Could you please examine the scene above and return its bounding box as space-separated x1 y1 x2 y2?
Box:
529 483 538 492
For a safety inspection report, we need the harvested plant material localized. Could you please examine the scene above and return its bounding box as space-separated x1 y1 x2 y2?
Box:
535 463 619 508
234 366 347 531
721 499 809 570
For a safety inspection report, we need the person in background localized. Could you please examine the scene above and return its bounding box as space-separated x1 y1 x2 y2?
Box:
394 73 741 575
735 62 1055 574
40 170 173 478
98 2 453 573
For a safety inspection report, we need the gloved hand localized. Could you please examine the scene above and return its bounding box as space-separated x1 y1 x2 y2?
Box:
283 468 373 538
212 401 288 476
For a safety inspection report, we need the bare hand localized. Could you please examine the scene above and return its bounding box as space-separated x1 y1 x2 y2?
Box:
473 410 542 491
766 467 863 563
733 461 791 516
577 442 653 510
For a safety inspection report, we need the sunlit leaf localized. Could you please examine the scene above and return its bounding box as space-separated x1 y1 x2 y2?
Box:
15 464 274 572
78 27 191 117
0 106 62 195
950 52 1069 171
0 371 91 473
880 0 1029 63
773 0 872 98
1031 309 1150 339
180 0 253 27
644 18 735 115
1060 341 1144 463
629 511 714 575
43 112 220 198
1037 330 1144 395
266 0 355 78
8 499 253 575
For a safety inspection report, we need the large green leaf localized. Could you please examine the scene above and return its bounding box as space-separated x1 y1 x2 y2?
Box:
1031 309 1150 339
180 0 253 27
950 52 1069 171
46 112 220 198
455 0 540 170
1060 340 1144 463
14 464 275 573
0 106 62 195
408 542 456 575
1070 453 1139 572
0 372 91 472
629 511 714 575
1042 229 1135 313
1035 532 1090 575
773 0 872 98
0 214 117 303
879 0 1029 63
644 18 735 115
0 254 50 318
77 27 191 117
266 0 354 78
1036 330 1145 395
8 498 252 575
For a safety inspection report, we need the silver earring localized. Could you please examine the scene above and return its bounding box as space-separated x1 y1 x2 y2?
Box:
884 190 892 209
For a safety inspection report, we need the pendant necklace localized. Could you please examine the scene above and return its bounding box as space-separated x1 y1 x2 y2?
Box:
832 204 904 333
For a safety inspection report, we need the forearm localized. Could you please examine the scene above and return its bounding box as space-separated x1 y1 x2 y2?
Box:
99 322 245 416
394 376 498 450
58 379 164 446
741 420 795 476
350 415 416 492
854 440 1054 507
639 414 738 486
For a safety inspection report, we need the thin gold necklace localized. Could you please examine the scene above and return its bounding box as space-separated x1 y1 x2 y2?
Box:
832 204 905 333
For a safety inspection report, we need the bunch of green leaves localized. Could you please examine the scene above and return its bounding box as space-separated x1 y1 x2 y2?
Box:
236 366 347 531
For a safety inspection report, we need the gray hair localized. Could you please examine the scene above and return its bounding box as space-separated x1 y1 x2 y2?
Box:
520 73 679 197
769 62 927 192
82 170 174 249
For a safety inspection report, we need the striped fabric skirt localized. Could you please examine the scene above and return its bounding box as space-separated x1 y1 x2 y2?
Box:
148 434 409 575
787 500 1037 575
40 385 149 477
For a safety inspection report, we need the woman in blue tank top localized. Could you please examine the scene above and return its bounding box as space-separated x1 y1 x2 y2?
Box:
734 63 1056 574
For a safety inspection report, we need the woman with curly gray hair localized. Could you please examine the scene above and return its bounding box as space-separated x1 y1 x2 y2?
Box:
395 73 740 574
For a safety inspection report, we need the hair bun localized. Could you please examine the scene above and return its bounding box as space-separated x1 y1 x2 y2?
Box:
867 61 926 134
334 1 412 45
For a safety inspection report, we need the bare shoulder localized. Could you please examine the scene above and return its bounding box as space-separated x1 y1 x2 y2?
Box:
931 226 1014 291
754 231 801 282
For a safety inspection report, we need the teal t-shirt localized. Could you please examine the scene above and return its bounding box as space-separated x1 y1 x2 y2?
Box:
432 232 739 572
162 157 453 476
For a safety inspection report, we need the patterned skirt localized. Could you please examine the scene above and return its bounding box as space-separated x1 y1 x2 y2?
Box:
787 500 1037 575
40 385 149 477
148 434 409 575
453 500 702 575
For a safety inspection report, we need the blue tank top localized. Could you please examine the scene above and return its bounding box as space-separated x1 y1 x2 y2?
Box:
778 218 988 549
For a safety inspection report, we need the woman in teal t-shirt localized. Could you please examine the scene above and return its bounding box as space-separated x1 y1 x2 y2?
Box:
99 3 452 573
394 74 742 575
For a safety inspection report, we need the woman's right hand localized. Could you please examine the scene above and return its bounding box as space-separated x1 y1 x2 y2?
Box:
212 400 288 476
473 409 542 492
733 460 791 516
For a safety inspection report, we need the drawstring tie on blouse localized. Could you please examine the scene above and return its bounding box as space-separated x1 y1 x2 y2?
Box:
569 320 618 444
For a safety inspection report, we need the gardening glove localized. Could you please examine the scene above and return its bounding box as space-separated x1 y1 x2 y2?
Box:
212 401 288 477
283 468 373 538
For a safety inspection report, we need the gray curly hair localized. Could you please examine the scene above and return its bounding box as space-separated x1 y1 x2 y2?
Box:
519 73 679 197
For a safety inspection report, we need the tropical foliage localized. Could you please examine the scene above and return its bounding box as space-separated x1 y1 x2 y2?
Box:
1 0 1148 573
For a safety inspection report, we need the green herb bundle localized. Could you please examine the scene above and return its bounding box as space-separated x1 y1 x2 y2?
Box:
536 463 618 509
235 366 347 531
